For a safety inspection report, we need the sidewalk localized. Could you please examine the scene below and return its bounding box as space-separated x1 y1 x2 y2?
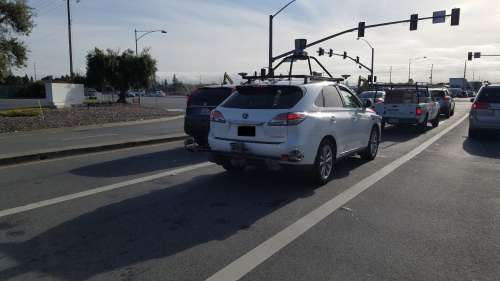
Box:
0 116 187 165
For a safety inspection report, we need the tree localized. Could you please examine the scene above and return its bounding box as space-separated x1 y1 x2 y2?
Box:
0 0 34 81
86 48 157 103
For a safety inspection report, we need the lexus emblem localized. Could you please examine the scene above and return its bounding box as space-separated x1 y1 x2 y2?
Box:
242 113 249 119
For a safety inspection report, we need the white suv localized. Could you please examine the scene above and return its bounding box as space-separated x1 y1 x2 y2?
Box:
208 80 382 184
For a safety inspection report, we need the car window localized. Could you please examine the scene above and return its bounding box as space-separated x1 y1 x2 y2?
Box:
338 87 362 108
191 88 233 106
477 87 500 103
323 86 344 107
314 92 325 107
359 91 384 99
431 90 446 98
222 86 303 109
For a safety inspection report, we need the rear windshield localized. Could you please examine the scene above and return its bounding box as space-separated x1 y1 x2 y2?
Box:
359 91 384 98
477 87 500 103
190 88 233 106
385 89 428 104
431 90 446 97
222 86 303 109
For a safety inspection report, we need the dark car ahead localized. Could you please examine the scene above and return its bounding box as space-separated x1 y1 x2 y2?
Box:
430 88 455 118
184 86 235 145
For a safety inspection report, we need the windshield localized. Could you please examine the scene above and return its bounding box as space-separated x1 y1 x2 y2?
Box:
190 88 233 106
385 89 428 104
477 87 500 103
222 86 303 109
431 90 446 97
359 91 384 98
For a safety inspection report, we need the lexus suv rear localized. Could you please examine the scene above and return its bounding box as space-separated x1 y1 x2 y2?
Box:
184 86 234 145
469 84 500 138
208 80 382 185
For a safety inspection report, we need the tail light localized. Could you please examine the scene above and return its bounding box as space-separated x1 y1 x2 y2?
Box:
472 102 490 110
268 112 307 126
210 110 226 123
416 107 423 116
443 96 450 101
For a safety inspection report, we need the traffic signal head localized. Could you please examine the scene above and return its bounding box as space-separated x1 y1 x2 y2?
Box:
468 52 473 61
474 52 481 59
356 56 360 63
318 47 325 56
451 8 460 26
410 14 418 31
358 22 365 38
343 51 347 59
328 49 333 57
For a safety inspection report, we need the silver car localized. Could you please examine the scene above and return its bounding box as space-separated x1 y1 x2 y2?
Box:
469 84 500 138
430 88 455 118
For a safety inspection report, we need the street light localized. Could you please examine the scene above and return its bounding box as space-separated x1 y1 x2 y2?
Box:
357 38 374 84
134 29 167 55
269 0 297 76
408 56 427 83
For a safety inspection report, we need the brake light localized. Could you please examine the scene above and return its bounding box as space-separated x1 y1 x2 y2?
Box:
416 107 423 116
268 112 307 126
210 110 226 123
472 102 490 110
443 96 450 101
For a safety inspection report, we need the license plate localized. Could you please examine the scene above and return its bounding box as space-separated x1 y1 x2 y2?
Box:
388 118 399 123
200 108 211 115
238 126 256 137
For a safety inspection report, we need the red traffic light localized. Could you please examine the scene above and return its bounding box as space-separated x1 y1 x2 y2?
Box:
410 14 418 31
451 8 460 26
358 22 365 38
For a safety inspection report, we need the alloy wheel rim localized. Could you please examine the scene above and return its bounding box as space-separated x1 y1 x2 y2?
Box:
319 145 333 180
370 131 379 157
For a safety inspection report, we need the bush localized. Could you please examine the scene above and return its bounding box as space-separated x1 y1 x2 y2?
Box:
0 108 41 117
15 82 46 98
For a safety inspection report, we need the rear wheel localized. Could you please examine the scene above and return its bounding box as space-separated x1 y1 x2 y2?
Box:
431 116 440 128
451 107 455 116
310 139 335 185
221 160 246 173
361 127 380 161
469 128 480 139
445 107 451 118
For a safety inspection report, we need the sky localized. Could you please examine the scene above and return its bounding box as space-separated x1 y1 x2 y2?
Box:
15 0 500 84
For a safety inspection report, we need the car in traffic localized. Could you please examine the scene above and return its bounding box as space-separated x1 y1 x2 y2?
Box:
358 90 386 113
469 84 500 138
184 86 235 146
430 88 455 118
208 80 382 185
376 86 440 131
449 88 466 98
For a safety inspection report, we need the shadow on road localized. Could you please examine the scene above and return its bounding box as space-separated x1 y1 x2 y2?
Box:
0 155 369 281
463 133 500 159
70 148 209 178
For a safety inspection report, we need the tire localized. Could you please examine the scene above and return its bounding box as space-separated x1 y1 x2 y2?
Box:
451 107 455 116
221 160 245 173
445 107 451 118
361 127 380 161
468 128 479 139
310 139 335 185
418 115 428 131
431 116 440 128
194 137 208 146
381 121 386 131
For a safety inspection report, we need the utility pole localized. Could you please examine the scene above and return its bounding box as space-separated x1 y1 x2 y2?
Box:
66 0 74 78
34 62 37 81
463 59 467 80
430 64 434 84
389 66 392 84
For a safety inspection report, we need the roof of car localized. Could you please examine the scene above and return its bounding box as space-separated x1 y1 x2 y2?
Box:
242 79 338 88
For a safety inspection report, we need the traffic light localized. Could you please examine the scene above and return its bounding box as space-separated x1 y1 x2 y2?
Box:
356 56 360 64
468 52 473 61
318 47 325 56
451 8 460 26
410 14 418 31
328 49 333 57
474 52 481 59
358 22 365 38
343 51 347 60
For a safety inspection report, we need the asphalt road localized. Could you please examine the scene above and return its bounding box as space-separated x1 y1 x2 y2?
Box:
0 117 185 157
1 100 499 281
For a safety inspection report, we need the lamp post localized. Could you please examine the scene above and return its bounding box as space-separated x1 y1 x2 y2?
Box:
408 56 427 83
357 38 374 84
134 29 167 55
269 0 297 76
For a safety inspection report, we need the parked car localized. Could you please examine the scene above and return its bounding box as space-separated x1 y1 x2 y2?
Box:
469 84 500 138
377 86 440 131
208 81 382 185
430 88 455 118
184 86 235 146
358 90 386 113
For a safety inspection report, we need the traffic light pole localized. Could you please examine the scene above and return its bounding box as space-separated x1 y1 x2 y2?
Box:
273 10 459 62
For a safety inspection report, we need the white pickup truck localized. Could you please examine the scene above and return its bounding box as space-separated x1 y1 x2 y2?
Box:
375 87 440 130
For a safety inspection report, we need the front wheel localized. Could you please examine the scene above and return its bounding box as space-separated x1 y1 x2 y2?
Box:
361 127 380 161
310 139 335 185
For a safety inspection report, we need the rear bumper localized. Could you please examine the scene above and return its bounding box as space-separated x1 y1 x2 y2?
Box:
184 117 210 138
382 117 422 125
469 115 500 130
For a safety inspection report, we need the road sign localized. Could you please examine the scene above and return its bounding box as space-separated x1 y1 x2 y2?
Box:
433 10 446 24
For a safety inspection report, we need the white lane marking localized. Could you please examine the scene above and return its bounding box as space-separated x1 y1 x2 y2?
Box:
62 133 119 141
0 162 214 219
206 114 469 281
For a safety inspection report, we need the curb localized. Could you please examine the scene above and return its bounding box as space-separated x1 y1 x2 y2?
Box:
0 134 188 167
